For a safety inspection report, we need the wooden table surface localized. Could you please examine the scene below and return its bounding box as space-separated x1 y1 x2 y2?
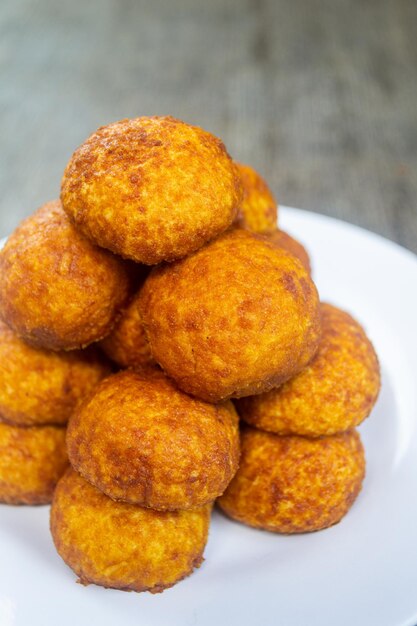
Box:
1 0 416 252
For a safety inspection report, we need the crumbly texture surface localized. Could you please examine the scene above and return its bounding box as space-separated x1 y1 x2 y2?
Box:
0 320 111 426
266 229 311 274
217 426 365 533
234 162 278 234
50 468 211 593
139 228 321 403
0 201 132 351
61 116 242 264
67 369 240 509
100 287 154 369
0 422 68 504
237 303 380 436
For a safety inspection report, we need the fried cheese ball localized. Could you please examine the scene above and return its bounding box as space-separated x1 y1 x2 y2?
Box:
67 369 240 510
0 201 132 351
237 303 380 437
0 320 111 427
235 162 277 234
51 468 211 593
266 229 311 274
217 427 365 533
61 116 242 264
0 422 68 505
139 229 321 403
100 287 154 369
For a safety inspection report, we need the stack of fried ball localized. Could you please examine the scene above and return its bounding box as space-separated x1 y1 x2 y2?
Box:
0 115 380 594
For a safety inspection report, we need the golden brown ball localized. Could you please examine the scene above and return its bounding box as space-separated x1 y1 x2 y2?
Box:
139 228 321 403
234 162 277 234
0 201 133 351
0 422 68 504
266 229 311 273
100 286 154 369
0 319 111 427
67 368 240 510
51 468 211 593
237 303 380 437
217 426 365 533
61 116 242 264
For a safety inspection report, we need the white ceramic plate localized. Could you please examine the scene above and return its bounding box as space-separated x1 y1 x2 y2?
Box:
1 207 417 626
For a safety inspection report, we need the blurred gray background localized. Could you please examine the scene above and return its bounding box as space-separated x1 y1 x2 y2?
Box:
1 0 416 251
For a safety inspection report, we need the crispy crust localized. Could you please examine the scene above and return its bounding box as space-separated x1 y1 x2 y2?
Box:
217 427 365 533
50 468 211 593
0 422 68 504
237 303 381 436
234 162 277 234
100 285 154 369
265 229 311 273
0 201 133 351
138 228 321 402
61 116 242 264
66 369 240 510
0 319 111 426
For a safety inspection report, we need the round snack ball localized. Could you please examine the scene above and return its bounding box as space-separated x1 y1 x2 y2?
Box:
100 287 154 369
67 369 240 510
61 116 242 264
237 303 380 437
0 422 68 505
266 229 311 274
139 228 321 403
234 162 277 234
217 427 365 533
0 319 111 427
0 201 133 351
51 468 211 593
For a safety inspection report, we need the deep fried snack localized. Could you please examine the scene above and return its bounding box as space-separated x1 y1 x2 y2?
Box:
100 287 154 369
0 320 110 426
266 229 311 273
234 162 277 234
0 201 132 351
67 369 240 509
0 422 68 504
237 303 380 437
139 228 321 403
61 116 242 264
217 427 365 533
51 468 210 593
